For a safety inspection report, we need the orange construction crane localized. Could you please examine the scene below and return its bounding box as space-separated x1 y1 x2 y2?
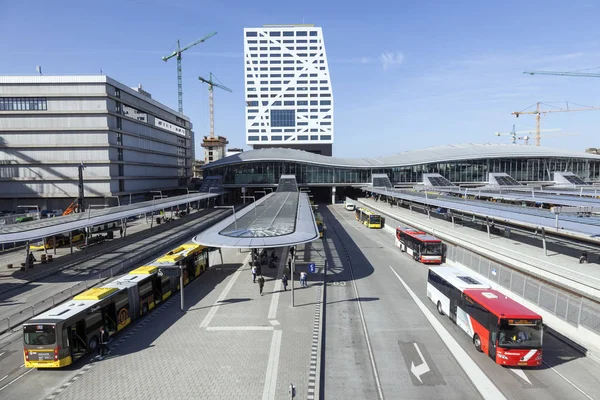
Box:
62 199 78 216
512 102 600 146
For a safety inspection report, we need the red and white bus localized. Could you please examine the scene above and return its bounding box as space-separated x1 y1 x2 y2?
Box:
395 227 443 264
427 266 543 366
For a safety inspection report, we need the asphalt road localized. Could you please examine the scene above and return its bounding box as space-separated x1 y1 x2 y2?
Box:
321 204 600 400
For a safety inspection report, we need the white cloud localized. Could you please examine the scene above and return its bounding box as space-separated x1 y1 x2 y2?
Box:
380 51 404 70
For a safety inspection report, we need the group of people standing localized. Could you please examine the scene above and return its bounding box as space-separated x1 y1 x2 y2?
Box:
251 248 310 295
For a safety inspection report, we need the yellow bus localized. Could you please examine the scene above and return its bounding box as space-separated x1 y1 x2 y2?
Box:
22 242 211 368
355 207 383 229
315 212 324 238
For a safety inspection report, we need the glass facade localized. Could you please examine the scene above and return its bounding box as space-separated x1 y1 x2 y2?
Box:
270 109 296 127
0 97 47 111
204 157 600 186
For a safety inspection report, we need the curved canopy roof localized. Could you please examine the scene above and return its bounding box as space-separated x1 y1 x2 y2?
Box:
204 143 600 169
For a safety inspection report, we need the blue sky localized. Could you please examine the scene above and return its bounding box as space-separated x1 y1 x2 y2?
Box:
2 0 600 158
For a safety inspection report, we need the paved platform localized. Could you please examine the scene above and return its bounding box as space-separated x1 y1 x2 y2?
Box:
44 243 325 400
360 198 600 300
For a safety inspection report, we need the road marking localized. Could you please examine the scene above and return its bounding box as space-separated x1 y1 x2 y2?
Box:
206 326 274 331
411 343 431 383
0 375 7 383
19 364 24 368
509 368 532 385
267 256 284 320
347 250 384 400
270 320 280 326
389 265 506 400
0 368 33 392
262 330 282 400
542 361 594 400
0 352 4 358
199 255 248 329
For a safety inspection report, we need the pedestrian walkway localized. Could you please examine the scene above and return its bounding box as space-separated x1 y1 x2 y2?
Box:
360 198 600 301
48 242 326 400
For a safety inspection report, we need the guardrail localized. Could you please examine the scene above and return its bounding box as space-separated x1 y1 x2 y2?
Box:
0 209 232 337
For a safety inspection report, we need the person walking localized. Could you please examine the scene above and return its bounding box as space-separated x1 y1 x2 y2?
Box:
281 273 288 291
300 271 307 288
98 326 111 357
119 227 123 238
251 265 257 283
258 275 265 296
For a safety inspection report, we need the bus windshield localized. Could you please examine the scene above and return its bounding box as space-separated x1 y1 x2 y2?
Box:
369 215 381 224
498 319 543 349
23 324 56 346
421 242 442 255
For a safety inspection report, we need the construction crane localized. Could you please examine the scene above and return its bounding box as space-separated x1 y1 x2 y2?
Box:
524 70 600 78
162 32 217 113
511 102 600 146
198 73 232 139
517 132 580 146
494 124 561 144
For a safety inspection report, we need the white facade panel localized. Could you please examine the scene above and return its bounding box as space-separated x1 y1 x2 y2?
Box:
0 149 111 163
0 115 108 130
1 132 109 147
122 149 177 165
243 25 334 146
0 165 110 180
2 181 111 197
121 134 178 154
124 165 178 177
47 98 108 112
124 178 179 192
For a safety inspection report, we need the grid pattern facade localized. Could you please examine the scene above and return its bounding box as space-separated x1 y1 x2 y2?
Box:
243 25 334 147
0 75 193 210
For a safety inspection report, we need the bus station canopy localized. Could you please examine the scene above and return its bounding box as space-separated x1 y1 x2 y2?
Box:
0 192 221 244
192 191 319 249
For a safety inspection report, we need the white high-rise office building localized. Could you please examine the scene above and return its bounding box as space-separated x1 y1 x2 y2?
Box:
243 24 334 155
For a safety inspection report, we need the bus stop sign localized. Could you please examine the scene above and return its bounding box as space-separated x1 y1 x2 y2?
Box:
308 262 316 274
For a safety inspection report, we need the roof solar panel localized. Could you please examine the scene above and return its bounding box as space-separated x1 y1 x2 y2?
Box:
495 176 521 186
428 176 454 187
564 175 589 185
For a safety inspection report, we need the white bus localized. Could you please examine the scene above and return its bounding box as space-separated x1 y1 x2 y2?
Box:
345 202 355 211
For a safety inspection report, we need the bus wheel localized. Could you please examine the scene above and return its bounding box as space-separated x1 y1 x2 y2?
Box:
142 304 149 315
473 334 482 352
89 336 99 351
437 301 443 315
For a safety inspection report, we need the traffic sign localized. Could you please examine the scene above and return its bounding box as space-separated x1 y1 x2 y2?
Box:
308 262 316 273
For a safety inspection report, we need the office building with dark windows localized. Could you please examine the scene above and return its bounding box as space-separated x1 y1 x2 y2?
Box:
243 24 334 156
0 75 194 211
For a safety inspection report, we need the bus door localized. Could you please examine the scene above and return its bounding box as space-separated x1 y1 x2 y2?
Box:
101 302 118 336
69 320 87 360
151 275 163 305
488 324 498 361
449 297 458 323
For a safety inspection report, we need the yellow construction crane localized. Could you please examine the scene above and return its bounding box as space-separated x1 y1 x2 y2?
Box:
511 102 600 146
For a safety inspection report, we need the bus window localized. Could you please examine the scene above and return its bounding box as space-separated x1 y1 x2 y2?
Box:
422 243 442 255
498 319 543 349
370 215 381 224
24 324 56 346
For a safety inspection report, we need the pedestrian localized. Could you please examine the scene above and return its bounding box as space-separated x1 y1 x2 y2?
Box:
98 326 111 357
119 227 123 238
282 273 288 291
252 265 257 283
300 271 307 288
258 275 265 296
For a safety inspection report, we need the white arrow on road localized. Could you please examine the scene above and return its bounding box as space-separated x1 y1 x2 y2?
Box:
411 343 430 383
510 368 532 385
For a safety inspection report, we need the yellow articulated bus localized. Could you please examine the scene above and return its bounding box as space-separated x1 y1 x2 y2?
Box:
355 207 383 229
22 242 210 369
315 212 324 238
30 230 86 251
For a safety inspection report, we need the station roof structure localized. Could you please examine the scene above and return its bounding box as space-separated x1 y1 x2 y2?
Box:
193 176 319 248
0 192 221 244
203 143 600 169
365 187 600 239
